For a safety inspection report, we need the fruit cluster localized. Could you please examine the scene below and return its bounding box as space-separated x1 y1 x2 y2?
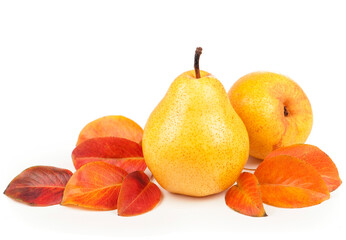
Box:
4 48 341 218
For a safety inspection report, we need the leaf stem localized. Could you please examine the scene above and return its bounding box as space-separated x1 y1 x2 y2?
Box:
243 167 256 171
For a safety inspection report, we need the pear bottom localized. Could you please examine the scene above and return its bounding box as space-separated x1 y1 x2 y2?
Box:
143 146 249 197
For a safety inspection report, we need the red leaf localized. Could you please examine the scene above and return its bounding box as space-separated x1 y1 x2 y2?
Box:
266 144 342 192
117 171 161 217
254 155 330 208
72 137 146 173
225 172 267 217
61 161 127 210
4 166 72 206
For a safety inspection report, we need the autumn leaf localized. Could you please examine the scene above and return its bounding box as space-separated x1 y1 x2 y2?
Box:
76 115 143 145
61 161 127 210
72 137 146 173
4 166 72 206
266 144 342 192
254 155 330 208
117 171 161 217
225 172 267 217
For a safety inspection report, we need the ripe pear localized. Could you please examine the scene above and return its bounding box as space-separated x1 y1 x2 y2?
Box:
142 48 249 197
228 72 313 159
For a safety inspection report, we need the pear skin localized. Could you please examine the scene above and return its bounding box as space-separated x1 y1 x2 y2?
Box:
228 72 313 159
143 64 249 197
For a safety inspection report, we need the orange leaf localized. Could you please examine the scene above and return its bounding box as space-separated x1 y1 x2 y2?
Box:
266 144 342 192
72 137 146 173
61 162 127 210
225 172 267 217
4 166 72 206
117 171 161 217
76 115 143 145
254 155 330 208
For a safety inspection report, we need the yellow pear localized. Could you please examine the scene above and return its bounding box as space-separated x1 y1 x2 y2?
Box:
142 48 249 197
228 72 313 159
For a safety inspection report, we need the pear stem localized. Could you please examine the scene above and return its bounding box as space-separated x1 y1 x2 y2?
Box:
194 47 203 78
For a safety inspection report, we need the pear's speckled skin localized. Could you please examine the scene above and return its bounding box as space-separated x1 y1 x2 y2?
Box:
228 72 313 159
142 70 249 197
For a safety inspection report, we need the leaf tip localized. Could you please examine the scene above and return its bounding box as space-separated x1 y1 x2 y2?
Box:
3 186 9 195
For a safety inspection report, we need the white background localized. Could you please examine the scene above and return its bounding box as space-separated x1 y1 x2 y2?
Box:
1 1 345 239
